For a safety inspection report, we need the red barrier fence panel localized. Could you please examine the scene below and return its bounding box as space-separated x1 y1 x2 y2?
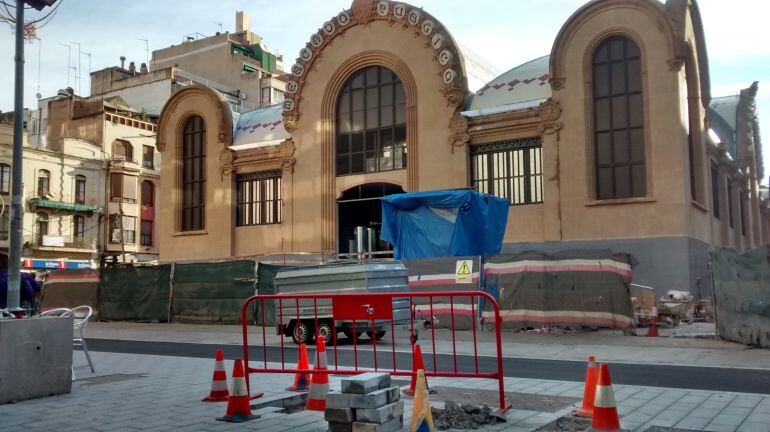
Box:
241 291 510 412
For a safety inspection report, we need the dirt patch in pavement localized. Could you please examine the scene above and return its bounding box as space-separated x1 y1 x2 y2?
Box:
402 386 579 413
78 373 148 386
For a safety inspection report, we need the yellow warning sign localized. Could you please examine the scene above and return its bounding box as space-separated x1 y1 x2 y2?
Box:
455 260 473 284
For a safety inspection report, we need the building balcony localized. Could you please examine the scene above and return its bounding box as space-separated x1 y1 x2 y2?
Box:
24 235 97 253
28 197 102 215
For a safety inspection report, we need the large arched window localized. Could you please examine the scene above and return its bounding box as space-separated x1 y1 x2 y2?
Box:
593 36 645 199
181 115 205 231
113 139 133 161
336 66 406 176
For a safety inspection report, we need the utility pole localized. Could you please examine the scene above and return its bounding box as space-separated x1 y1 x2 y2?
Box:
7 0 26 312
83 51 91 96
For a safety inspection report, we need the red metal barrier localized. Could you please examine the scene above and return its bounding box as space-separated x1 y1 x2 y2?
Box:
241 291 511 412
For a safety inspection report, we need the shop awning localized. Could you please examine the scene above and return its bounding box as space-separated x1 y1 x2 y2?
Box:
28 198 102 214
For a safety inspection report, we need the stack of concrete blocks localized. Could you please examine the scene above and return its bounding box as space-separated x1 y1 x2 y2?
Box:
325 372 404 432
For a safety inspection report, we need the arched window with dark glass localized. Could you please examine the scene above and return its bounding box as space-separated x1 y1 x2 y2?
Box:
141 181 154 207
74 175 86 204
37 169 50 198
0 164 10 195
181 115 205 231
36 212 48 243
336 66 406 176
592 36 645 199
74 215 85 240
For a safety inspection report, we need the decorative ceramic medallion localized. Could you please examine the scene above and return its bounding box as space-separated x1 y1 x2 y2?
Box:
420 20 434 36
431 33 444 50
337 11 351 26
310 33 323 47
299 47 313 62
443 69 456 84
438 50 453 66
322 20 335 35
376 1 389 16
407 9 421 26
393 3 406 19
283 99 295 111
286 81 299 94
291 63 304 76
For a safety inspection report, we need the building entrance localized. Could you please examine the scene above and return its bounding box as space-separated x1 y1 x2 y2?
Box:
337 183 404 254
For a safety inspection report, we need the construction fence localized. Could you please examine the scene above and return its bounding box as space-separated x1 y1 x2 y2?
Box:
40 250 637 328
711 245 770 348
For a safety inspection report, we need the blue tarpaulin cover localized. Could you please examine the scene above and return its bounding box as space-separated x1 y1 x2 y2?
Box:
380 189 510 260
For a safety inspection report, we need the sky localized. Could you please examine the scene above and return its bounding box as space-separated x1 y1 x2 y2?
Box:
1 0 769 176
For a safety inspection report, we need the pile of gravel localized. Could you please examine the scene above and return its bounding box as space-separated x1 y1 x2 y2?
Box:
431 400 507 430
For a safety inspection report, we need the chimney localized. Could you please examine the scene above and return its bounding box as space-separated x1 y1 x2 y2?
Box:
120 56 126 69
140 63 148 74
128 61 136 75
236 11 250 34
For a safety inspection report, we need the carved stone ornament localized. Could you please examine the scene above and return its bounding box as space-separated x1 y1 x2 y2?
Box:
283 113 298 133
219 148 234 177
538 99 562 122
156 141 166 152
448 113 469 148
549 77 565 91
668 56 685 71
280 139 297 172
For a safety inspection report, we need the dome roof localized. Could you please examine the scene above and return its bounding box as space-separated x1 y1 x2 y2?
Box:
464 55 551 116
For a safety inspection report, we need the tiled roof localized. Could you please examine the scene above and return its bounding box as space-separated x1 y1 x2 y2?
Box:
467 55 551 113
231 103 289 149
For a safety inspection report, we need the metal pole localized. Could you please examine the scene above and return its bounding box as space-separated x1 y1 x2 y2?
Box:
70 41 81 94
7 0 26 311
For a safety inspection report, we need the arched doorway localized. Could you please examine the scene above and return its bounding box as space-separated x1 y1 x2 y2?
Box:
338 183 404 254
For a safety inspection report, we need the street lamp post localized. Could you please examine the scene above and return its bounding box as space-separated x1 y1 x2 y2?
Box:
7 0 58 312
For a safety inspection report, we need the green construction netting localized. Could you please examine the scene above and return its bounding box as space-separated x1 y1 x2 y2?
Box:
99 265 172 321
711 246 770 348
254 262 291 326
171 260 257 324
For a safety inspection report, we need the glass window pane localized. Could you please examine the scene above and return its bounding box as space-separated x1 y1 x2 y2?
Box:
394 83 405 104
628 93 643 127
381 107 393 127
597 132 612 165
352 110 364 131
612 96 627 128
611 62 626 94
613 130 629 163
598 167 613 199
594 64 609 97
338 92 349 113
626 40 640 57
614 165 631 198
351 133 364 153
395 104 405 125
610 38 624 60
351 153 364 174
594 43 608 63
595 98 610 131
628 59 641 92
366 88 378 109
351 72 364 89
351 89 364 111
631 164 646 197
366 108 378 129
366 67 378 86
630 128 645 162
381 68 393 83
381 84 393 106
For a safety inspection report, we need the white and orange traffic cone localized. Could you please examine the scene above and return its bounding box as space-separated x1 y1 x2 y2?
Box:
287 343 311 392
306 337 329 411
591 363 623 431
646 307 659 337
217 359 259 423
202 349 229 402
573 356 598 417
404 344 435 396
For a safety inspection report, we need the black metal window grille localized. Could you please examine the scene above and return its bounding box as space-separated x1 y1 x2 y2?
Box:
471 137 543 205
336 66 406 176
181 115 205 231
236 170 282 226
593 36 646 199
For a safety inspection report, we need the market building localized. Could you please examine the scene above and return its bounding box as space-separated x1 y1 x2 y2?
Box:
156 0 766 295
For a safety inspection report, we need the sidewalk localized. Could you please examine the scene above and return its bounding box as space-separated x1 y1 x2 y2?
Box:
2 350 768 432
86 322 770 370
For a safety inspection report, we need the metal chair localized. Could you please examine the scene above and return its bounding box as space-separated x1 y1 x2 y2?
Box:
40 306 95 380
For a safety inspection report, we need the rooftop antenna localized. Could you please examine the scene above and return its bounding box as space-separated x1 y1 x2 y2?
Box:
70 41 81 94
34 36 42 99
216 21 222 33
58 42 71 88
138 38 149 68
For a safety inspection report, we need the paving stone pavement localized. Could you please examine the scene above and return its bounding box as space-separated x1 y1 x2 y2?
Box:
1 351 769 432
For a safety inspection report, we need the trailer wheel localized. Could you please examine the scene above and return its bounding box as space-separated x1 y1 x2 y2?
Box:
366 330 386 340
316 321 333 344
343 330 363 340
291 320 314 345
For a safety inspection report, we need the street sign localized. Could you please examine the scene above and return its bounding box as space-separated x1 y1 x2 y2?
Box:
455 259 473 284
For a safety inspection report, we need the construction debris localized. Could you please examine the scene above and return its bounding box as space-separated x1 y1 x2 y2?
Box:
430 400 506 430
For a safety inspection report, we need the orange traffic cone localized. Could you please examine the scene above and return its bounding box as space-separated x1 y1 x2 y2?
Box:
591 363 622 431
646 307 659 337
287 343 311 392
306 337 329 411
404 344 435 396
202 349 229 402
573 356 598 417
217 359 259 423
